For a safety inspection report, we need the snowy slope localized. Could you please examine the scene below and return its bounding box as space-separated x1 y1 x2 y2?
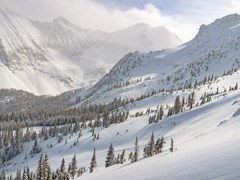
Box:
78 91 240 180
0 6 182 95
5 89 240 180
69 13 240 106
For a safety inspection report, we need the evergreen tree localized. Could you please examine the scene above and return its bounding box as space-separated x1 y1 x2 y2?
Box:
144 132 155 157
43 153 51 180
89 148 97 173
181 97 185 112
159 105 164 120
9 174 13 180
155 137 165 154
169 138 174 152
15 170 21 180
67 163 71 174
31 139 41 155
26 166 30 180
174 96 181 114
120 149 125 164
23 168 28 180
235 83 238 90
132 137 139 163
70 154 78 178
36 154 43 180
128 151 133 161
58 158 68 179
78 130 82 138
60 158 66 173
105 143 115 167
96 133 100 140
116 154 120 164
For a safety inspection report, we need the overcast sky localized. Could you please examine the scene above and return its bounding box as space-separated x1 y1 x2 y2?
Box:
0 0 240 42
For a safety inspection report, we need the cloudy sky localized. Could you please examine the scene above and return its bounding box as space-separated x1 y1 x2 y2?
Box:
0 0 240 42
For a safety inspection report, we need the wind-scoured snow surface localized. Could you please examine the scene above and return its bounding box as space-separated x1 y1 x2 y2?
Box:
0 6 181 95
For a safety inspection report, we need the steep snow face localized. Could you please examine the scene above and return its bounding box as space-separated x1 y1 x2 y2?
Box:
0 7 182 95
70 14 240 106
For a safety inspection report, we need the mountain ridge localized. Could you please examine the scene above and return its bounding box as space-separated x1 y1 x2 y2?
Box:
66 13 240 107
0 7 182 95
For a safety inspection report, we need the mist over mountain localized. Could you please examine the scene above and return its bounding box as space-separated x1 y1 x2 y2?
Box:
0 6 181 95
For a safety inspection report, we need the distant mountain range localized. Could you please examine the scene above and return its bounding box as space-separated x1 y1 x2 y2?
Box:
0 6 181 95
1 14 240 115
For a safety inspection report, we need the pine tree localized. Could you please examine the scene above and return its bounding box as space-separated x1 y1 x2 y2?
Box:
90 148 97 173
70 154 78 178
116 154 120 164
105 143 115 167
60 158 65 173
155 137 165 154
78 130 82 138
128 151 133 161
96 133 100 140
132 137 139 163
31 139 41 155
159 105 164 120
43 153 51 180
9 174 13 180
36 154 43 180
235 83 238 90
174 96 181 114
58 159 68 180
120 149 125 164
144 132 155 157
181 97 185 112
23 168 28 180
67 163 71 174
15 170 21 180
169 138 174 152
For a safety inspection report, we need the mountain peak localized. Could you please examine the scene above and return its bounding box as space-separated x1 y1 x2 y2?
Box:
132 23 151 28
194 13 240 42
123 23 152 32
53 16 71 26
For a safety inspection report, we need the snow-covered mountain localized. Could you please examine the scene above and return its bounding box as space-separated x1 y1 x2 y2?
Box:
69 14 240 106
0 6 181 95
2 14 240 113
1 14 240 180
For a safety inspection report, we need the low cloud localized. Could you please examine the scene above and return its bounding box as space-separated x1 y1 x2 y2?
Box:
1 0 240 42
